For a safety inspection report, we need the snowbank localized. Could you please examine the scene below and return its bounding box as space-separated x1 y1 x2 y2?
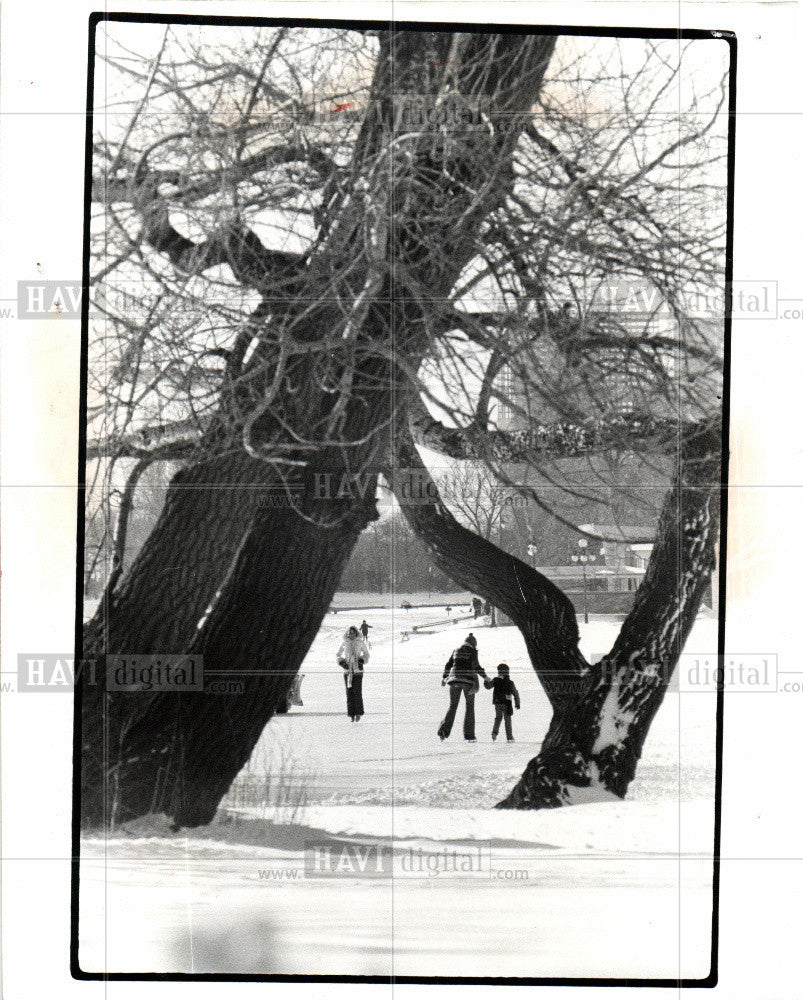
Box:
78 610 718 978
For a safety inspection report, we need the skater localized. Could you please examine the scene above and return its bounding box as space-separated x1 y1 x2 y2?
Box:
360 619 371 642
484 663 521 741
438 633 488 742
336 625 370 721
472 596 483 619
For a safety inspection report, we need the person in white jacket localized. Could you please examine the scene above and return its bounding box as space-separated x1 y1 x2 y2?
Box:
337 626 370 721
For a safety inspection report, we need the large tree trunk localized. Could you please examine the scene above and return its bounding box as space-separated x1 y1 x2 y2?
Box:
84 494 378 827
390 417 721 808
80 452 280 822
498 427 721 808
80 340 389 827
80 29 557 828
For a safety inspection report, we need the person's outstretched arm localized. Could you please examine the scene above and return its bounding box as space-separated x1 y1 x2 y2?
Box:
513 683 521 710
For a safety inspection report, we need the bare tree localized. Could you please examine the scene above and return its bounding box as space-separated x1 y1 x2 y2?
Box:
434 464 514 541
81 25 728 825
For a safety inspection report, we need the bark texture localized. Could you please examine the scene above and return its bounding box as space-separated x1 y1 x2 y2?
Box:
497 427 720 807
81 29 557 828
92 498 376 827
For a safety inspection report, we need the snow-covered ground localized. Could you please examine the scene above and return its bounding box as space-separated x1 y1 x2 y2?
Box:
79 609 719 978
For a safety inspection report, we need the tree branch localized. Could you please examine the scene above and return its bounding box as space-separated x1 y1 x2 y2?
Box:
85 418 207 460
408 389 712 462
130 172 303 289
101 457 154 606
92 140 338 291
386 414 588 709
92 142 335 206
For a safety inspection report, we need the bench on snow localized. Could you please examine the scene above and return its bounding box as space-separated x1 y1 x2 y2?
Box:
399 611 475 641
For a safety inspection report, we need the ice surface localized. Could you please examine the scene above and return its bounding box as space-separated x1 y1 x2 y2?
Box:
79 608 718 978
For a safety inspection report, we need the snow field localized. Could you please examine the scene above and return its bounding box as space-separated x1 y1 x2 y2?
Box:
79 608 718 977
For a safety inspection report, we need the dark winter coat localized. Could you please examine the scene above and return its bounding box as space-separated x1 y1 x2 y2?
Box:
484 675 521 709
443 644 488 689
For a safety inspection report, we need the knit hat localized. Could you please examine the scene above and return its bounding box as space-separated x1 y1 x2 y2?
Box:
497 662 510 674
465 633 477 648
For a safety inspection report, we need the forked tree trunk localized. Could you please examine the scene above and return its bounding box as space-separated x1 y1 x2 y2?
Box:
80 29 557 829
390 420 721 808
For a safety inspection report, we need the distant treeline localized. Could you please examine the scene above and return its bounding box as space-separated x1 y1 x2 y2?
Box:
337 514 456 593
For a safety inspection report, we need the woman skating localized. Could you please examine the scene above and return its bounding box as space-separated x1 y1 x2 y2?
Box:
336 625 370 721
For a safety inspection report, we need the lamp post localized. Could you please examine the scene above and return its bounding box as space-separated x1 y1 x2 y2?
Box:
571 538 596 624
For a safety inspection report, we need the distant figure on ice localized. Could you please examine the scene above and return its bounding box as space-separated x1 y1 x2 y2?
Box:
484 663 521 742
401 600 412 612
360 619 371 642
438 633 488 742
471 596 483 619
337 625 370 722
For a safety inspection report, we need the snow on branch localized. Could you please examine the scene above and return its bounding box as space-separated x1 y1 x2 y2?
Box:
85 417 207 461
408 389 713 463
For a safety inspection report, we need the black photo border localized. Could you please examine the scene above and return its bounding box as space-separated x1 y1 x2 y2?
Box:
71 11 736 987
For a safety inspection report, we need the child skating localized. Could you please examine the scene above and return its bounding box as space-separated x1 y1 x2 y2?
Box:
483 663 521 741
